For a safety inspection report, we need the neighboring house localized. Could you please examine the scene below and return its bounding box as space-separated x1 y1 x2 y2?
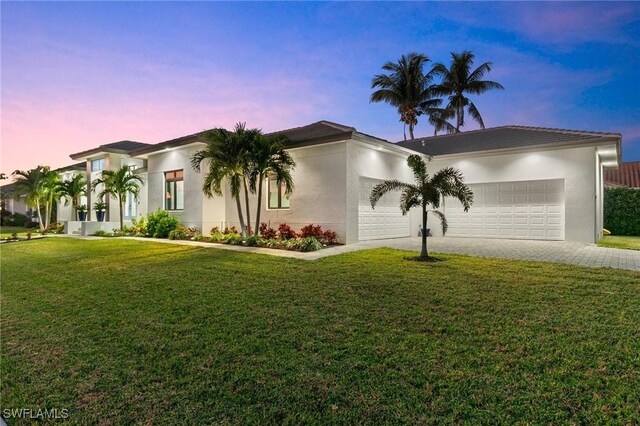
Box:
603 161 640 188
58 121 622 244
0 182 29 217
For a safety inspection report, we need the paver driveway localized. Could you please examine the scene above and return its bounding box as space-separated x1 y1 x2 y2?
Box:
345 237 640 271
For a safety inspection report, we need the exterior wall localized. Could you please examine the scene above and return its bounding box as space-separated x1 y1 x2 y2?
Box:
56 170 87 222
345 141 419 244
146 145 223 232
224 141 349 241
426 146 598 243
4 197 28 215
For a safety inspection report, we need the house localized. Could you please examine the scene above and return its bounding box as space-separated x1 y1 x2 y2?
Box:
603 161 640 188
58 121 622 244
0 182 29 217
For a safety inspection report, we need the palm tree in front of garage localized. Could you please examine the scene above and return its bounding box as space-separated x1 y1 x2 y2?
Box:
370 154 473 260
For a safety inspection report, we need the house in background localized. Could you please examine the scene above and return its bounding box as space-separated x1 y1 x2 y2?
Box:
604 161 640 188
57 121 622 244
0 182 29 217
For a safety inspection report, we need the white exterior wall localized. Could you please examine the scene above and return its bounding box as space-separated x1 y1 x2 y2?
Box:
224 141 348 240
56 169 87 222
345 141 419 244
426 146 598 243
146 145 225 233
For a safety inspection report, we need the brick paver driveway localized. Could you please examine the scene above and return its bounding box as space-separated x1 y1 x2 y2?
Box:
347 237 640 271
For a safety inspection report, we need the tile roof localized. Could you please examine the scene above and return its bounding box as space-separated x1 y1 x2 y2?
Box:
396 125 620 156
70 140 152 160
604 161 640 188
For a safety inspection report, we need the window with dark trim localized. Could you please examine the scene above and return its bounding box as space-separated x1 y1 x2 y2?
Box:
91 158 105 172
267 175 289 209
165 170 184 210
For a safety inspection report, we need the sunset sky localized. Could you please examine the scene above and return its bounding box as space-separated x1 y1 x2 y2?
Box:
2 1 639 175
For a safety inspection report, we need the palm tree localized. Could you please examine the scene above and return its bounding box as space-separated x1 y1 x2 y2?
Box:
12 166 47 230
430 51 504 133
58 173 87 220
192 125 251 237
248 133 295 236
41 168 61 228
371 52 442 140
91 166 143 230
370 154 473 260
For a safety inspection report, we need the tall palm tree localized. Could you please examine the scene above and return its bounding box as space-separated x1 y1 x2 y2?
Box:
371 52 441 140
370 154 473 260
91 166 143 230
430 51 504 133
12 166 47 230
41 168 61 228
248 133 295 236
58 173 87 220
192 124 251 237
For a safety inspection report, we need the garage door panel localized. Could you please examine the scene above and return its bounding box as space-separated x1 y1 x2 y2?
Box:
358 177 410 241
446 179 565 240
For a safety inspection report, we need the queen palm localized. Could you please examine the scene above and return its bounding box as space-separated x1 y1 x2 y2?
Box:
370 154 473 260
430 51 504 133
248 133 295 236
371 52 442 140
91 166 143 230
58 173 87 221
192 124 251 237
12 166 47 230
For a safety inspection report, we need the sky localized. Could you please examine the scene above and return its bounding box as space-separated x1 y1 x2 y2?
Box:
2 1 639 176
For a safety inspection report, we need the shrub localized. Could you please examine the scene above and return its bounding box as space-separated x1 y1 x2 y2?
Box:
191 233 204 241
322 230 338 245
4 212 28 227
604 188 640 236
24 220 40 229
26 232 32 240
210 232 226 242
244 235 262 247
93 230 112 237
128 217 148 236
299 224 323 239
168 226 189 240
225 234 243 245
298 236 323 252
210 226 220 235
146 210 180 238
259 222 277 239
224 226 240 235
278 223 297 240
46 223 65 234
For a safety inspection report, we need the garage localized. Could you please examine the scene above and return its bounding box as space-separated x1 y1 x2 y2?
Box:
358 177 411 241
444 179 565 240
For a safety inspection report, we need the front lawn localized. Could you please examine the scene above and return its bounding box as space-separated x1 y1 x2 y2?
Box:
2 239 639 424
598 235 640 251
0 226 32 239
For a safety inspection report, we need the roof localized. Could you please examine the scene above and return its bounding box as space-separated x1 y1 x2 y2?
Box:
70 140 152 160
55 162 86 172
604 161 640 188
130 131 209 156
395 125 621 157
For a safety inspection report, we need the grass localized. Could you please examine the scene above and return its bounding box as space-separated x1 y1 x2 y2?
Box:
0 226 33 238
598 235 640 251
2 238 639 424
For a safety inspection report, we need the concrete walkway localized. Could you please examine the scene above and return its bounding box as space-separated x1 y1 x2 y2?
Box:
55 234 640 271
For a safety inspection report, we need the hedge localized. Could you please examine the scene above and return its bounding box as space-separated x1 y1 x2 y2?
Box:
603 187 640 236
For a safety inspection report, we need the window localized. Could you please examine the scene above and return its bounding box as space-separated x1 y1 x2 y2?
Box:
91 158 105 172
268 175 289 209
165 170 184 210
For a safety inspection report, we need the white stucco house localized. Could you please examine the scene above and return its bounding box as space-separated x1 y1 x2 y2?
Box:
58 120 622 244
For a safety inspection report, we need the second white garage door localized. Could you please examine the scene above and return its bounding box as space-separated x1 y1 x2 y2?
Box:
358 177 411 241
445 179 565 240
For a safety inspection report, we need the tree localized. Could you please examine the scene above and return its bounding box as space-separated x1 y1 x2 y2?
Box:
370 154 473 260
12 166 48 230
91 166 143 230
41 168 61 228
192 124 251 237
248 133 295 236
58 173 87 220
371 52 443 140
430 51 504 133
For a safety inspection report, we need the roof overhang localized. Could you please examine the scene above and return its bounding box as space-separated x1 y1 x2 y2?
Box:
70 147 131 161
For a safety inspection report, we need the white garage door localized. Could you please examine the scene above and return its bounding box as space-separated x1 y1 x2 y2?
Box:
358 177 411 241
445 179 565 240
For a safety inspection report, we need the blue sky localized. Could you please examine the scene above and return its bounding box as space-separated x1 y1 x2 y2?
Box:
2 1 639 173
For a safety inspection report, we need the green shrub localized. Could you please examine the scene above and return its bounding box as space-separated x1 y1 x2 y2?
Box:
225 234 243 245
46 223 65 234
298 236 323 252
210 232 226 242
244 235 263 247
146 210 180 238
604 188 640 236
191 233 204 241
5 212 28 227
168 226 189 240
93 230 112 237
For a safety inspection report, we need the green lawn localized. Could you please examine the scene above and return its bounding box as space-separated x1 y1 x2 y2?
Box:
2 239 639 424
598 235 640 251
0 226 33 238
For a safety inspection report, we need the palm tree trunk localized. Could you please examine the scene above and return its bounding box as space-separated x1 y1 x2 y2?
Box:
420 205 428 259
254 173 263 236
234 195 246 236
243 177 251 236
45 197 51 228
119 195 124 230
35 199 44 231
456 97 463 132
409 122 415 140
